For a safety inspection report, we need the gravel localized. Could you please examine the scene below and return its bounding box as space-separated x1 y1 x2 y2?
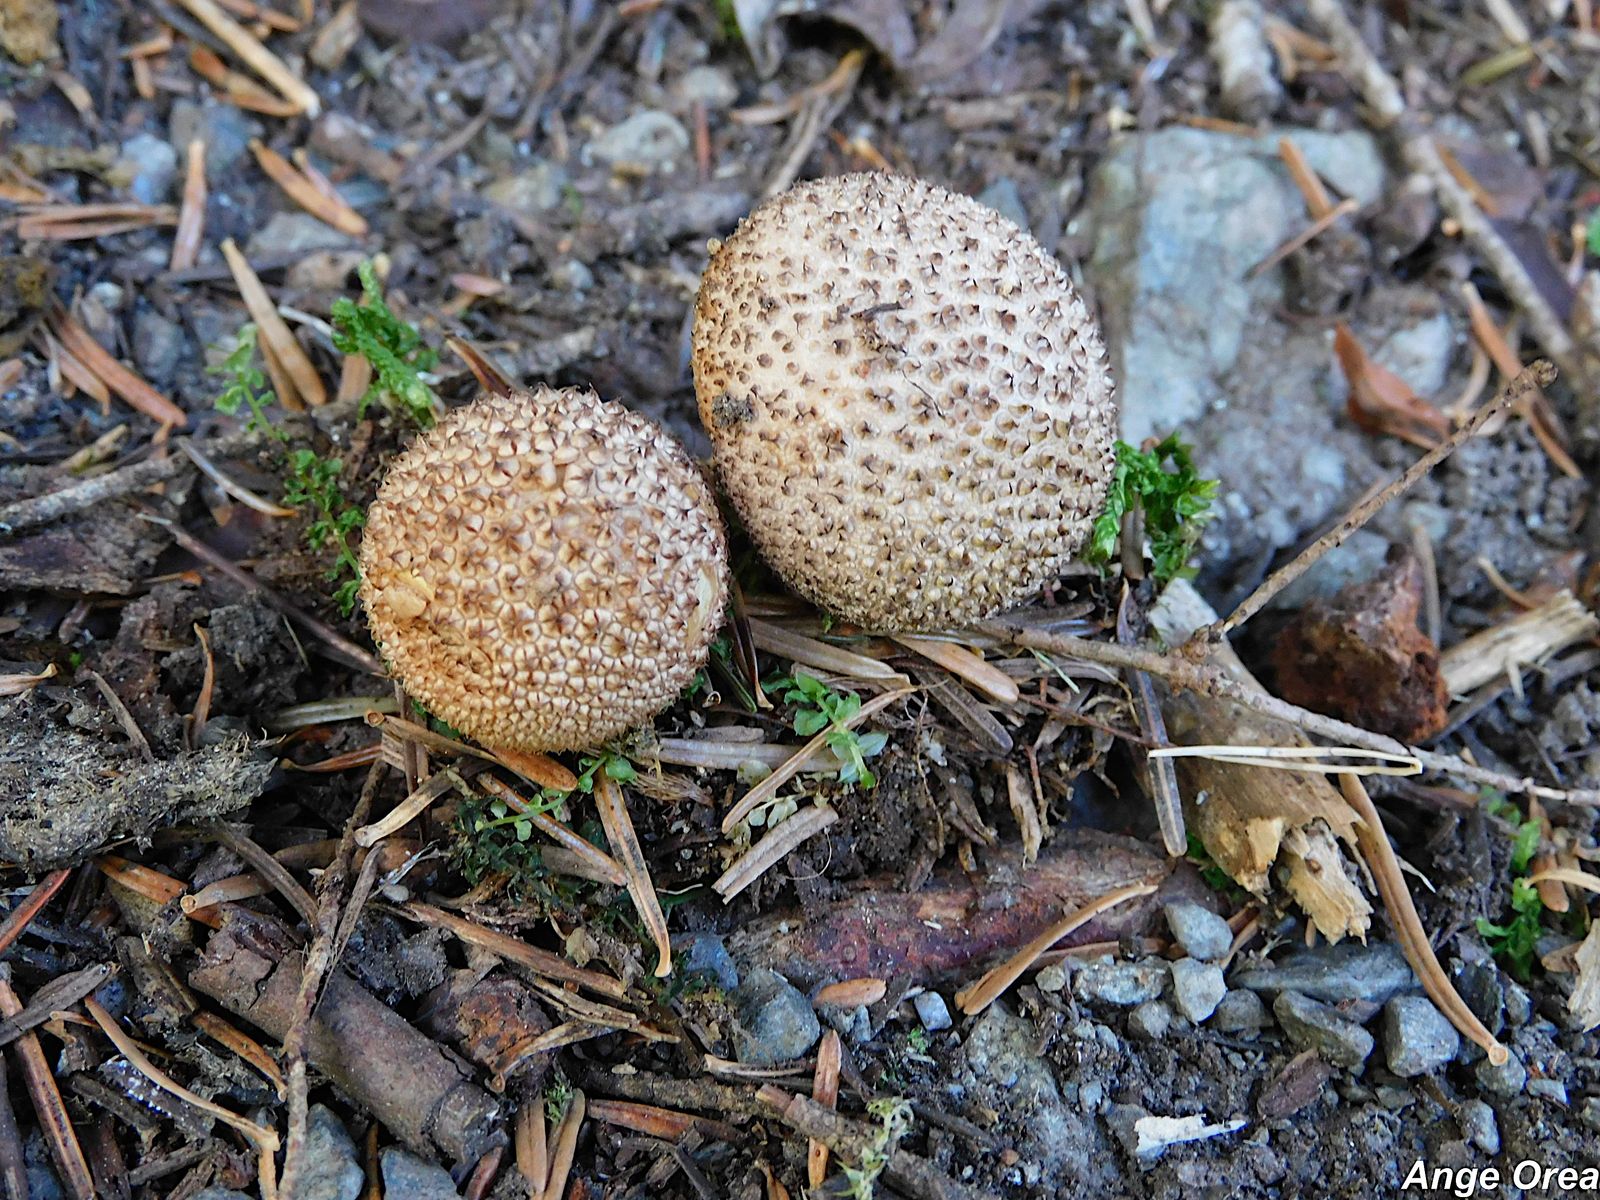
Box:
1473 1050 1528 1096
1381 996 1460 1078
1170 959 1227 1023
298 1105 364 1200
1458 1099 1500 1155
733 967 821 1065
1233 943 1416 1005
1163 902 1233 962
1273 991 1375 1070
1128 1001 1172 1040
1211 989 1271 1033
378 1148 461 1200
1074 961 1168 1007
914 990 953 1032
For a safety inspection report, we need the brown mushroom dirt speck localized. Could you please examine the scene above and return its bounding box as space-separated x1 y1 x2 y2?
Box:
1 4 1598 1200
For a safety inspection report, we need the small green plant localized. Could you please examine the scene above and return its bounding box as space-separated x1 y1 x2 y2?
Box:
544 1077 573 1125
283 449 366 616
766 670 888 788
905 1026 930 1054
1185 833 1240 896
842 1098 913 1200
331 261 439 427
1088 435 1218 584
1476 792 1547 981
210 325 287 441
1587 208 1600 257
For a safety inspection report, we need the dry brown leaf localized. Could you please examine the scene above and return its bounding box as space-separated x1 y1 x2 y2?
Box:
1334 323 1449 449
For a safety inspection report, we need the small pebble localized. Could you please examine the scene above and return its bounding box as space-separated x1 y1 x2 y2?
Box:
1381 996 1459 1078
914 990 953 1032
1211 989 1270 1033
677 933 738 990
1163 901 1233 961
588 110 689 171
734 968 821 1065
1502 980 1533 1027
1527 1077 1567 1105
378 1148 461 1200
1170 960 1226 1023
299 1105 364 1200
1274 990 1374 1070
1234 943 1414 1005
1128 1000 1172 1040
1474 1050 1527 1097
1578 1097 1600 1132
119 132 177 204
1035 963 1070 993
1457 1099 1500 1155
1074 961 1167 1007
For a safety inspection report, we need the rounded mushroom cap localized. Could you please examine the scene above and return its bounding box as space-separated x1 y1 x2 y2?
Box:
359 387 729 752
692 173 1118 631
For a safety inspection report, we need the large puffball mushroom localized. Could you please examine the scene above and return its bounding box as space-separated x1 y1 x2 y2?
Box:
359 386 729 752
692 173 1118 632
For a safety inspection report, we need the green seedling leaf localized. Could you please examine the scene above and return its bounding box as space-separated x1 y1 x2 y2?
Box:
1088 434 1218 583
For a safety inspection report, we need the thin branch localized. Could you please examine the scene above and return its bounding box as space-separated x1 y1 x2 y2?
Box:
1214 362 1554 637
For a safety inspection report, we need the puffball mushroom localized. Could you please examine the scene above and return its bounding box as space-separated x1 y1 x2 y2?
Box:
692 173 1118 631
359 386 729 752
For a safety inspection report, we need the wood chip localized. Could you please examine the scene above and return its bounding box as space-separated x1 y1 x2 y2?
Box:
809 1030 841 1188
170 140 207 271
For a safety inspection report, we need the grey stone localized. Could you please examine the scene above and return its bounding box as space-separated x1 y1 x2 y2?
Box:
1457 1099 1499 1155
1035 962 1070 993
1087 125 1390 573
1074 961 1167 1007
1579 1096 1600 1132
246 211 355 260
672 65 738 110
133 308 185 388
1503 980 1532 1027
588 111 689 171
119 133 177 204
482 160 568 214
1449 959 1505 1036
678 933 738 990
1128 1001 1172 1040
1232 942 1416 1005
1170 960 1226 1023
296 1105 363 1200
1273 991 1374 1070
378 1148 460 1200
914 990 953 1032
1527 1077 1567 1105
733 968 820 1065
976 177 1029 232
1211 989 1270 1033
169 100 262 182
1473 1050 1527 1096
1382 996 1459 1077
192 1192 252 1200
823 1003 872 1045
1163 901 1232 961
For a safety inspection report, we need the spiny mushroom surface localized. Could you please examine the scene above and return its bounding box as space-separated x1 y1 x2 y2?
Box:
692 173 1118 631
359 387 728 752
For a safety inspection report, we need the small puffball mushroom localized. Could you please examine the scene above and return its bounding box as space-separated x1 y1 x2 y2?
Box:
692 173 1118 631
359 386 729 752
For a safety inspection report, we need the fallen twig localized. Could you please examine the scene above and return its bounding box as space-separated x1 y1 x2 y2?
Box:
809 1030 842 1188
1212 362 1555 637
170 140 207 271
1338 774 1509 1065
713 803 840 901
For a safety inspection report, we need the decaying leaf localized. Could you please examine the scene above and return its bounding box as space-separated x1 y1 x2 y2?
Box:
1568 919 1600 1032
1334 323 1449 449
1148 580 1372 944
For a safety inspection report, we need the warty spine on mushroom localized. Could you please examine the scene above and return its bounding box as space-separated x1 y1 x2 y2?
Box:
359 385 729 752
691 172 1119 632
